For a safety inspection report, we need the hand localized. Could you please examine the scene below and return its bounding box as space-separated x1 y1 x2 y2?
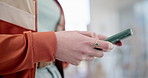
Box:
37 62 51 68
55 31 114 65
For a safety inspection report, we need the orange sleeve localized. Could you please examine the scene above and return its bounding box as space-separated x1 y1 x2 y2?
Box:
0 31 56 75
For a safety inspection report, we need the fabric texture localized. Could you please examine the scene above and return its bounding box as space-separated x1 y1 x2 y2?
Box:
0 1 35 30
36 64 62 78
36 0 62 78
0 0 66 78
0 0 34 14
0 30 57 77
38 0 60 32
0 0 57 78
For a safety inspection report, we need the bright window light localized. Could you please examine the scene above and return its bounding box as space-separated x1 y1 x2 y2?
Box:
58 0 90 31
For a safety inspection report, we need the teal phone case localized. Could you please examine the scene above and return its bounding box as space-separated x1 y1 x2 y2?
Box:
104 29 133 43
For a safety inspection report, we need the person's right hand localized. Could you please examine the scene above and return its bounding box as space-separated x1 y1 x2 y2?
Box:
55 31 114 65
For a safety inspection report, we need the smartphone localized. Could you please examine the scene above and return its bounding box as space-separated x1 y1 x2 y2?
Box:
95 29 133 50
104 28 133 43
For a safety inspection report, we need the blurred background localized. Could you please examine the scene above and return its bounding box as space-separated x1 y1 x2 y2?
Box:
59 0 148 78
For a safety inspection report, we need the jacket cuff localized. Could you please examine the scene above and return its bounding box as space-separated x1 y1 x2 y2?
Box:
32 31 56 62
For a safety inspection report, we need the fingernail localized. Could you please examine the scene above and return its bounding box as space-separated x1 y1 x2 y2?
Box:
109 43 114 49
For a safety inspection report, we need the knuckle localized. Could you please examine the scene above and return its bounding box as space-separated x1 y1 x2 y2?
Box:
91 32 96 36
80 50 87 54
80 49 89 55
86 51 95 56
83 41 91 45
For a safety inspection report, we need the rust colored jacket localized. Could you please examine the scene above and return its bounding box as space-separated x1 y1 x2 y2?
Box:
0 0 65 78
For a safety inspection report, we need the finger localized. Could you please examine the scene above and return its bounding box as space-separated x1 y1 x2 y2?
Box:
114 41 122 46
77 31 93 37
38 62 43 68
37 63 39 68
91 49 104 58
82 48 104 58
91 32 99 39
98 35 108 40
78 31 107 40
85 56 95 61
70 60 81 66
38 62 51 68
43 62 51 66
95 40 114 52
77 55 95 61
65 56 81 66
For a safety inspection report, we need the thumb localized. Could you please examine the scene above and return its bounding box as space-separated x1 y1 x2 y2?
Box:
77 31 92 37
77 31 99 39
77 31 106 40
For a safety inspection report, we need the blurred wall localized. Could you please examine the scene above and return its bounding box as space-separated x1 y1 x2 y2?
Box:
88 0 120 78
88 0 147 78
88 0 119 35
59 0 148 78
